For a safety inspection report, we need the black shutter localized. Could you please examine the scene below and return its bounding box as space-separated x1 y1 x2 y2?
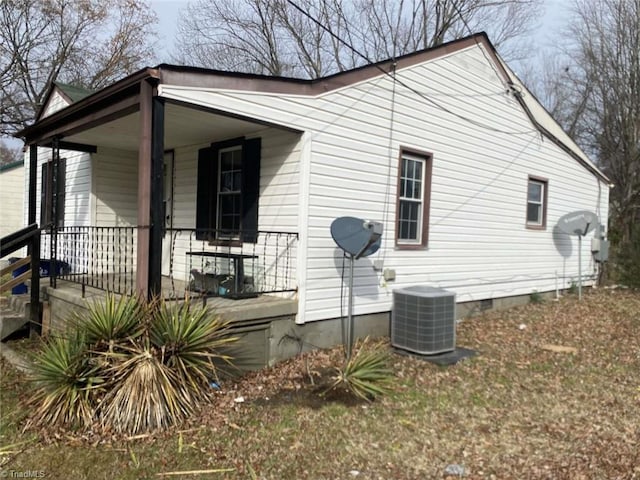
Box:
241 138 261 243
56 158 66 228
40 163 50 227
196 147 217 240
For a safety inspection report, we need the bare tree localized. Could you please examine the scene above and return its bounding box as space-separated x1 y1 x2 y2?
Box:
0 0 158 137
0 139 21 166
527 0 639 265
174 0 543 77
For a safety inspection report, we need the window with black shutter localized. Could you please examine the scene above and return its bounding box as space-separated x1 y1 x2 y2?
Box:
196 137 261 242
40 158 66 229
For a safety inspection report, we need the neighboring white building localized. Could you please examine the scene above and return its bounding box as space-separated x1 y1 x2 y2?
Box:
18 33 609 330
0 161 25 238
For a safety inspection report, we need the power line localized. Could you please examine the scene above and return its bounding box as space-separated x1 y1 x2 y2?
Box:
284 0 536 136
446 0 511 87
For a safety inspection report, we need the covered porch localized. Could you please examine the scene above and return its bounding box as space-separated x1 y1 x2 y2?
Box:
18 68 302 307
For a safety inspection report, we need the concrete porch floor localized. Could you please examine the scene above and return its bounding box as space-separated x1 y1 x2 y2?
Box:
42 277 297 324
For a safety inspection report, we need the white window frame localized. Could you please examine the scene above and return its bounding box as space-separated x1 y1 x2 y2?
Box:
216 145 243 238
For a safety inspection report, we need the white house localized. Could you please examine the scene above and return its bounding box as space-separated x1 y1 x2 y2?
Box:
0 161 25 240
16 33 609 360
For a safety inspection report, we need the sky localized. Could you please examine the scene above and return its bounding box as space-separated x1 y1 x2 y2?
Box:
2 0 572 151
149 0 573 65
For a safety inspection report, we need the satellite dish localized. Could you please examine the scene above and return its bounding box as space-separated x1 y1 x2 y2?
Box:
331 216 382 259
330 216 383 360
556 210 598 302
557 210 598 236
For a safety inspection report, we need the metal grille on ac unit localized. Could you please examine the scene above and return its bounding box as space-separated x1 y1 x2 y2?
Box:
392 286 456 355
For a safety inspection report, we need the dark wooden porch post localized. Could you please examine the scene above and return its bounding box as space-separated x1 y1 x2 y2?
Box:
149 96 165 296
28 144 37 226
136 81 152 296
136 79 164 299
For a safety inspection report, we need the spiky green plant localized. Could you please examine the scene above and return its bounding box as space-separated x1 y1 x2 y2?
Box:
29 332 104 427
329 337 394 401
71 293 146 347
28 295 238 434
98 342 194 434
149 297 238 391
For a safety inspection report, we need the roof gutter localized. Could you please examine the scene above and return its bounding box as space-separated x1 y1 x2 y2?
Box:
509 86 610 185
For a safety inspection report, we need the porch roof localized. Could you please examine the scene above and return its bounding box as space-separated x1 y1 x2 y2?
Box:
17 67 302 151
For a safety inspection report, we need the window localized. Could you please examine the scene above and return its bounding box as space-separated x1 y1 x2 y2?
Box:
217 146 242 234
40 158 66 228
196 138 261 243
526 176 548 229
396 149 432 247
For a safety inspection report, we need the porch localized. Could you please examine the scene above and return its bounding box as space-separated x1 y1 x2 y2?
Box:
18 67 304 304
41 277 298 371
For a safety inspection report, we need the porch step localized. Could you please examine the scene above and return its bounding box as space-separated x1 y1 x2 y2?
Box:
0 295 29 340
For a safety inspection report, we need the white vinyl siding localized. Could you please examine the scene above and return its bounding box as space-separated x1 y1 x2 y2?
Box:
156 44 610 322
0 165 25 238
23 147 92 229
41 90 69 118
93 147 138 226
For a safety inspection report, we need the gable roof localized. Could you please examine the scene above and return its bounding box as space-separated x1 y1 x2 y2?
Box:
17 33 609 183
0 160 23 173
35 81 94 121
55 82 93 103
495 58 608 184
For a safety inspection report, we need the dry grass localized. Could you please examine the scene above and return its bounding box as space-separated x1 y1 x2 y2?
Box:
2 288 640 479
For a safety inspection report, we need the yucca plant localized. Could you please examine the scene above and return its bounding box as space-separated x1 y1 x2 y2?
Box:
329 337 394 401
149 297 238 392
29 331 104 428
70 293 146 348
98 341 194 434
28 294 238 434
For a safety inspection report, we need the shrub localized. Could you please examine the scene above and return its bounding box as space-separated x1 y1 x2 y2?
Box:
616 228 640 288
29 294 236 433
529 290 544 304
29 332 103 428
328 337 394 401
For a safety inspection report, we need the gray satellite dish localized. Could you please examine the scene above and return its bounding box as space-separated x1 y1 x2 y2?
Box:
556 210 598 301
558 210 598 236
331 217 383 359
331 216 382 259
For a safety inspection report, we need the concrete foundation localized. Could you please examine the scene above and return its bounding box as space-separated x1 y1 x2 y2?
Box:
40 281 563 370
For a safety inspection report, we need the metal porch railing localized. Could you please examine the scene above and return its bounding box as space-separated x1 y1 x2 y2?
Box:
43 226 298 299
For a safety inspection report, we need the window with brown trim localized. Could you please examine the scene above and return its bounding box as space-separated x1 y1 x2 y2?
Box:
396 148 432 248
526 176 548 229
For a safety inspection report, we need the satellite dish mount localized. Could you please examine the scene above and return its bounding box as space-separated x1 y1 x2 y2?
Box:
557 210 598 300
331 217 383 359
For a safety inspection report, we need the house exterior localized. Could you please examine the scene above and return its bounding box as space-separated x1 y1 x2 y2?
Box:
0 161 25 240
16 34 609 354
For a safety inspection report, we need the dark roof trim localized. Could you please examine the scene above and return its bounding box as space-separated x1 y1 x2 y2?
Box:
157 34 485 94
0 160 23 172
17 68 159 143
478 41 609 184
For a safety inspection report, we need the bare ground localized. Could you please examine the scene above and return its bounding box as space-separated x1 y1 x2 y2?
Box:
1 288 640 479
